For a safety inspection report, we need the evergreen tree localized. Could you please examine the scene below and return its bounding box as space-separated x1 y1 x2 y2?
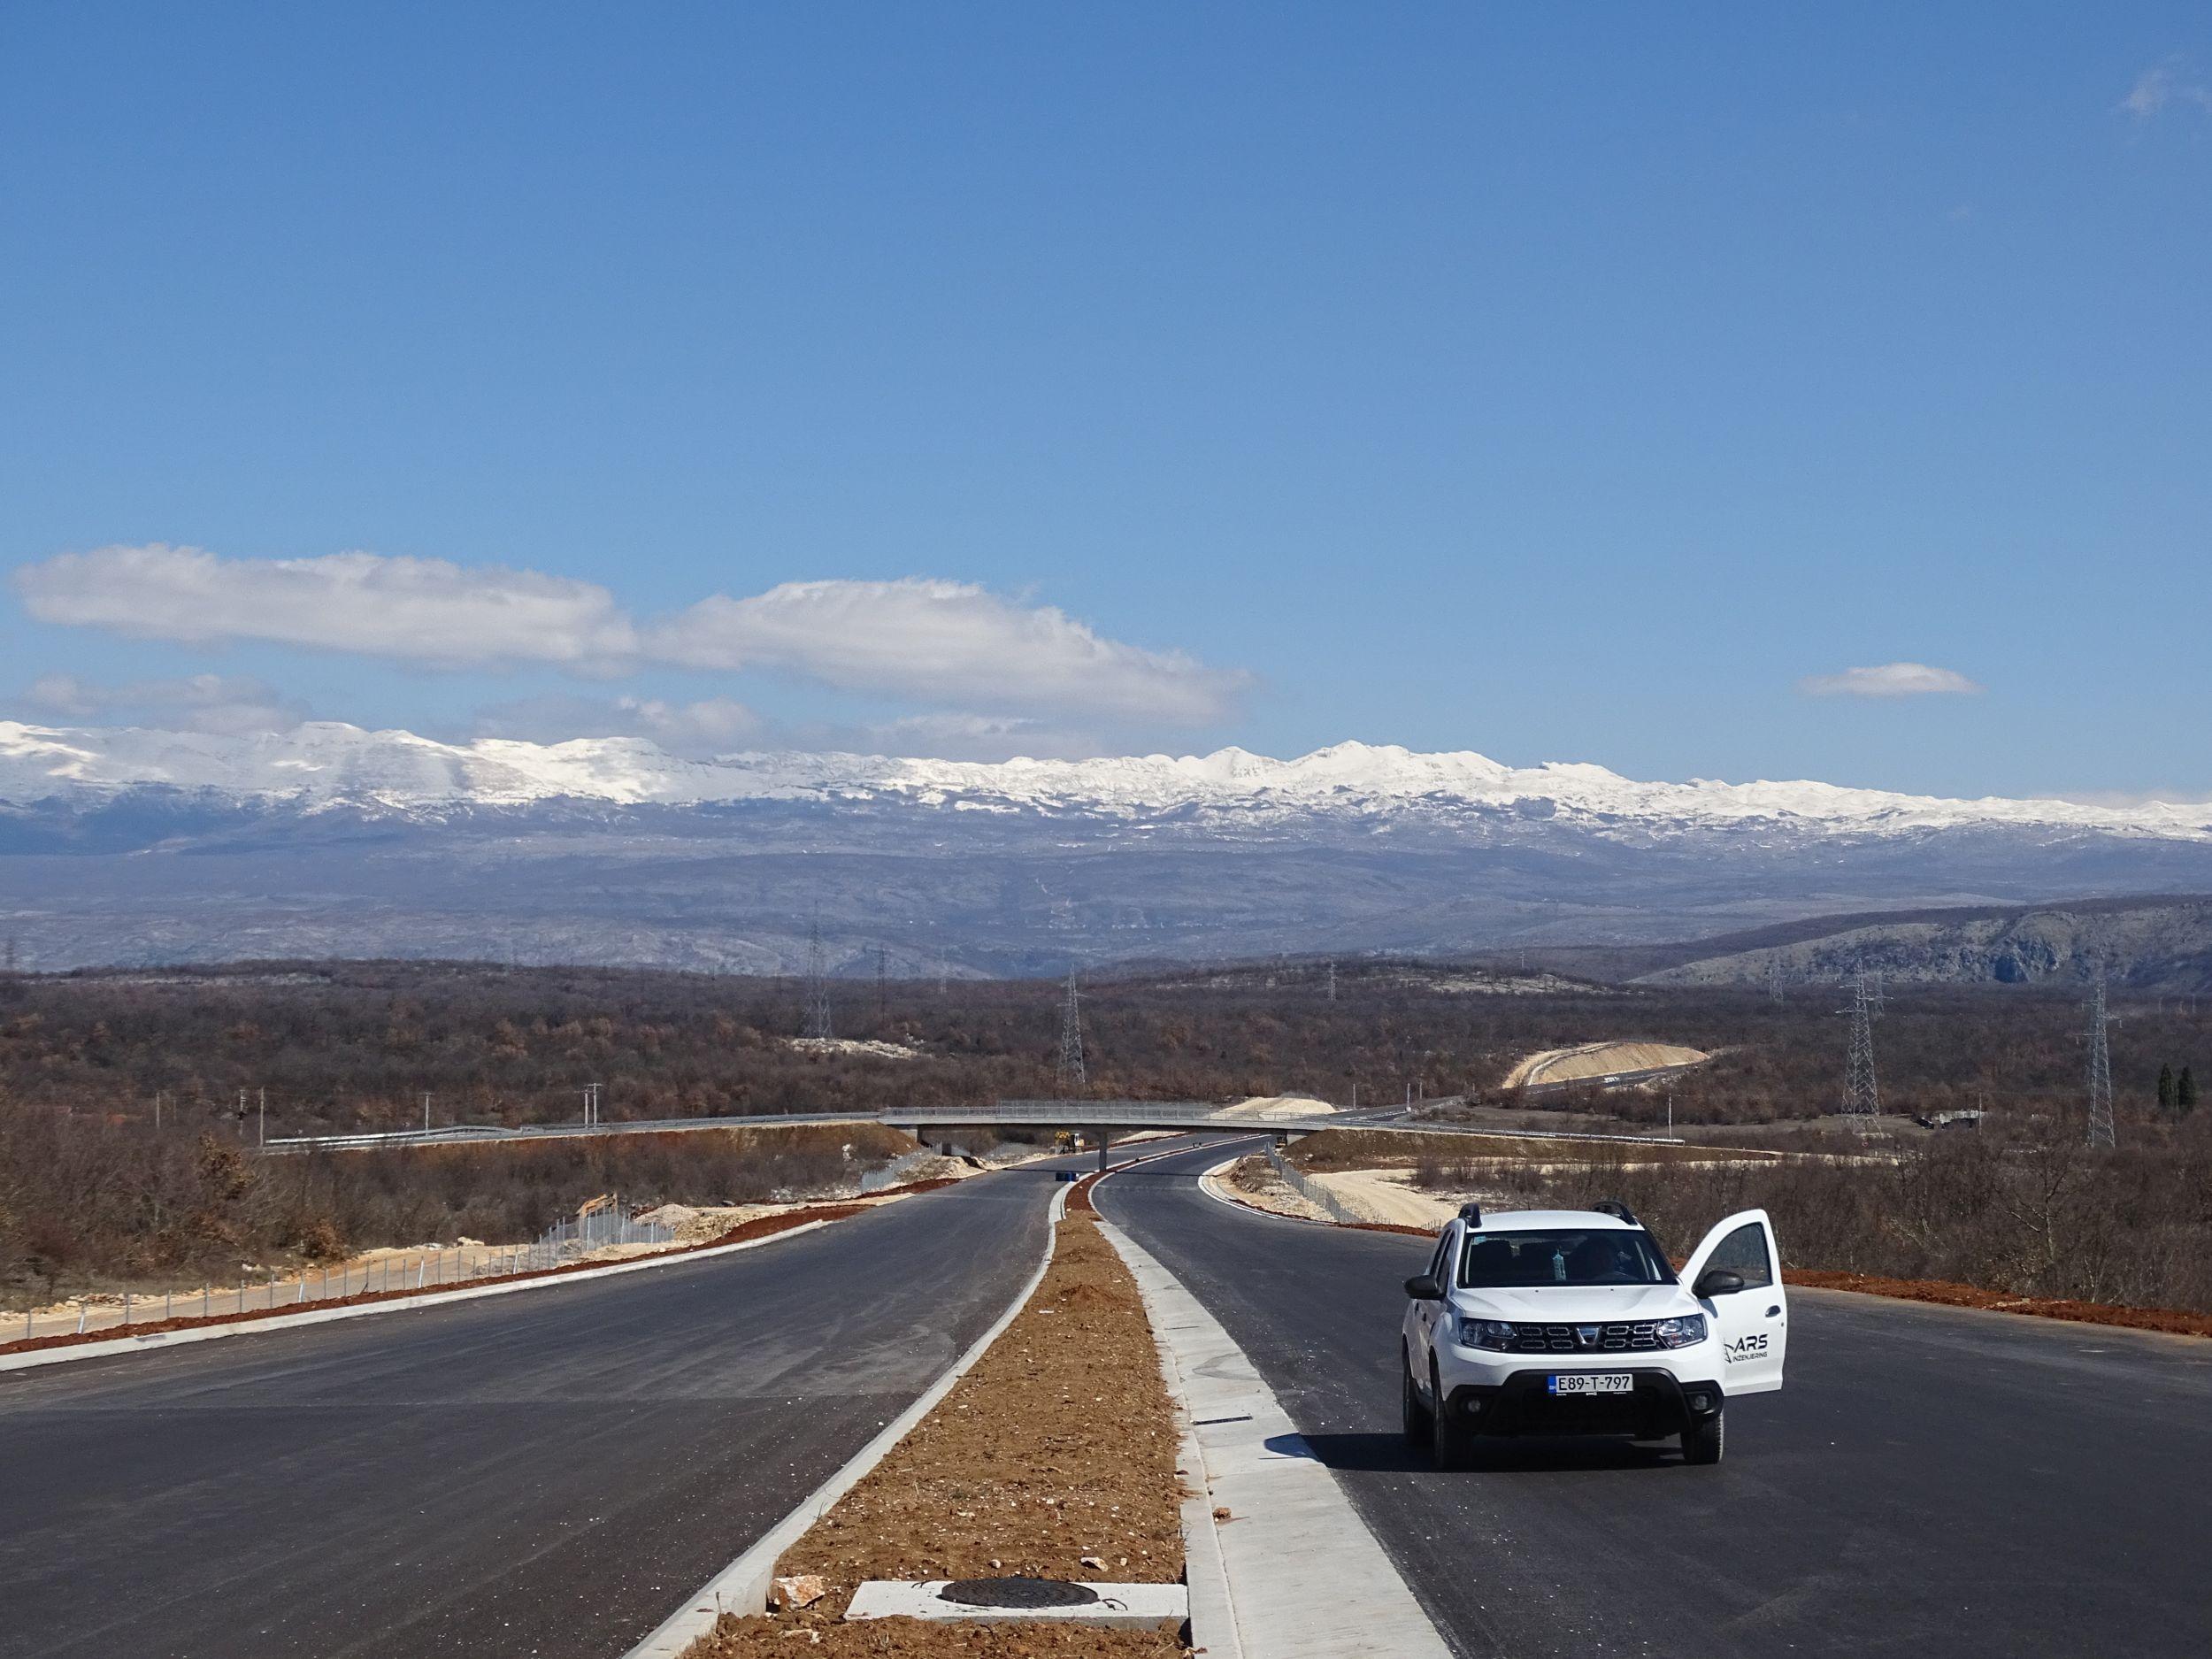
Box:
2179 1066 2198 1115
2157 1063 2177 1111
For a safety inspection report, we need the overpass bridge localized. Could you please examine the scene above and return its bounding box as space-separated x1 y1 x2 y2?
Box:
262 1098 1685 1159
261 1100 1392 1157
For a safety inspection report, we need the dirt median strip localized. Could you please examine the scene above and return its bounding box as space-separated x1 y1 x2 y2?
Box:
683 1207 1186 1658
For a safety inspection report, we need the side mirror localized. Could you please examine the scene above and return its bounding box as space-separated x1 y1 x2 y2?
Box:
1695 1268 1747 1299
1404 1274 1442 1300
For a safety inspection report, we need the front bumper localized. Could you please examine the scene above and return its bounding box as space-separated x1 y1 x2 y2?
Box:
1443 1368 1724 1438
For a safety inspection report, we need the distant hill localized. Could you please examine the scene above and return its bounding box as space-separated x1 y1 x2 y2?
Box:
7 719 2212 972
1630 896 2212 993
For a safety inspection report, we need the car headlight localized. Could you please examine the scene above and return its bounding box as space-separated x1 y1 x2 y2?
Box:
1459 1317 1517 1350
1653 1314 1707 1348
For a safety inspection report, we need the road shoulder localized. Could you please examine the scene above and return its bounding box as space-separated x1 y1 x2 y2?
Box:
1094 1217 1455 1659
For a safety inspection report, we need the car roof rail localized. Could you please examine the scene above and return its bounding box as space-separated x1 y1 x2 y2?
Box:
1457 1202 1483 1226
1590 1199 1638 1225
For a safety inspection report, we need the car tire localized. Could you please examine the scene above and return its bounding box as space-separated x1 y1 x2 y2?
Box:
1429 1361 1474 1470
1402 1350 1432 1448
1680 1410 1724 1466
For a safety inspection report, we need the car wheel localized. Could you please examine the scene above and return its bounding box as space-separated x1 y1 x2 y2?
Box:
1680 1410 1724 1466
1402 1349 1432 1448
1429 1361 1474 1470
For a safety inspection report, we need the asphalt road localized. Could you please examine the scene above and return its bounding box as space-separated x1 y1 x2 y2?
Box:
0 1160 1091 1659
1095 1141 2212 1659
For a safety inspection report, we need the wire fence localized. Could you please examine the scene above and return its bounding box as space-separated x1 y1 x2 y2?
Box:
10 1202 678 1349
1265 1143 1365 1225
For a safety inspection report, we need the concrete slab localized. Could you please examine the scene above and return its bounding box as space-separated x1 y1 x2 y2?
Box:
1095 1217 1455 1659
844 1579 1187 1629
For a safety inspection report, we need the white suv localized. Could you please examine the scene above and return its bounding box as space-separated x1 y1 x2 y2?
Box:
1401 1200 1786 1466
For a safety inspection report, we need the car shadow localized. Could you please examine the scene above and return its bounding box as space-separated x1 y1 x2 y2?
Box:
1284 1431 1679 1475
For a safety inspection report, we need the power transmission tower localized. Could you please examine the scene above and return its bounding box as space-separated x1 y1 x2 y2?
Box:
1840 964 1880 1123
876 945 888 1021
1325 961 1337 1002
1056 967 1087 1096
803 913 833 1041
2086 976 2116 1149
1766 959 1785 1004
3 933 17 975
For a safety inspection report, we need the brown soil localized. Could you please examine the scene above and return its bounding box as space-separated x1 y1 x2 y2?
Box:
685 1212 1185 1659
1786 1270 2212 1339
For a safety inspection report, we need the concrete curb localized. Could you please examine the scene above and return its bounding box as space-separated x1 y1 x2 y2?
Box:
1094 1197 1455 1657
0 1219 833 1376
618 1182 1074 1659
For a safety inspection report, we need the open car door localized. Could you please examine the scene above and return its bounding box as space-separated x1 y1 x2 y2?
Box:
1680 1209 1787 1394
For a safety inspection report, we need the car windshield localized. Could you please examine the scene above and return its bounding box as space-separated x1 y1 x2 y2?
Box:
1458 1229 1677 1288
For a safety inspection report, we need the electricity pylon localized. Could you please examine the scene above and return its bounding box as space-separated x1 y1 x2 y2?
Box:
2086 976 2116 1149
1056 967 1087 1096
1766 959 1785 1004
803 913 833 1041
1325 961 1337 1002
1840 963 1880 1122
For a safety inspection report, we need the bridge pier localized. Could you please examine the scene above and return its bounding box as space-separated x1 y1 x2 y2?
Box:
1097 1128 1112 1172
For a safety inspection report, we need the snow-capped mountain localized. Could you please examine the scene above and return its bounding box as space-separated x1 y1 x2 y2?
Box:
4 719 2208 840
4 719 2210 974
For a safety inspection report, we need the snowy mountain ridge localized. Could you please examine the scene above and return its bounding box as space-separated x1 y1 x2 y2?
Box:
3 718 2207 841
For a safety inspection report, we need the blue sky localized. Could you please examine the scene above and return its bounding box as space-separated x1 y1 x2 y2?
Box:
3 4 2207 800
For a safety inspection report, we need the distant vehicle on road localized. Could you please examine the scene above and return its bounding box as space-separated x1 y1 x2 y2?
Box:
1401 1200 1786 1466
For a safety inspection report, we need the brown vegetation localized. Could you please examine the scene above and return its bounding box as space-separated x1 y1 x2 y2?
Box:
0 1113 911 1309
1461 1123 2212 1316
4 956 2208 1315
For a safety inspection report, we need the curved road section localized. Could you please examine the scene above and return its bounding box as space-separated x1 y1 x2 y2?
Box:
0 1164 1078 1658
1096 1141 2212 1658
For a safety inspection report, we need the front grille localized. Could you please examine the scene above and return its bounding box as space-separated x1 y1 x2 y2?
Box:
1501 1321 1663 1353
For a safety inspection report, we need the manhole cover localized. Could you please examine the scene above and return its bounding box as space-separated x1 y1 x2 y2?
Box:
939 1577 1101 1609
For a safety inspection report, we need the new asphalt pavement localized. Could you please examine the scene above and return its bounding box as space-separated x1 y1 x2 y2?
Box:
0 1157 1096 1659
1094 1140 2212 1659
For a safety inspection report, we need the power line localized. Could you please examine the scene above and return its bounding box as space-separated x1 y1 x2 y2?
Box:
2086 976 2116 1149
1839 962 1880 1123
803 911 833 1041
1056 966 1087 1096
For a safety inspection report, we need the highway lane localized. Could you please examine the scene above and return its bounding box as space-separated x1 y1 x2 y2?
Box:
0 1156 1110 1659
1096 1141 2212 1659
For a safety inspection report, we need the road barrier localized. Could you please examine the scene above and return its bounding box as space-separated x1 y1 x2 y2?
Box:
1264 1144 1365 1225
11 1201 674 1348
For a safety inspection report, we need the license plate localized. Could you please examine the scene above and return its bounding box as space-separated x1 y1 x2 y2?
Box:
1548 1372 1633 1395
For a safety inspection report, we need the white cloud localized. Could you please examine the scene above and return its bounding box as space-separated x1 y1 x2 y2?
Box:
470 693 761 757
1798 662 1984 699
12 544 637 669
860 710 1101 761
2121 59 2212 119
646 578 1246 724
16 672 310 735
611 695 764 751
13 549 1246 728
